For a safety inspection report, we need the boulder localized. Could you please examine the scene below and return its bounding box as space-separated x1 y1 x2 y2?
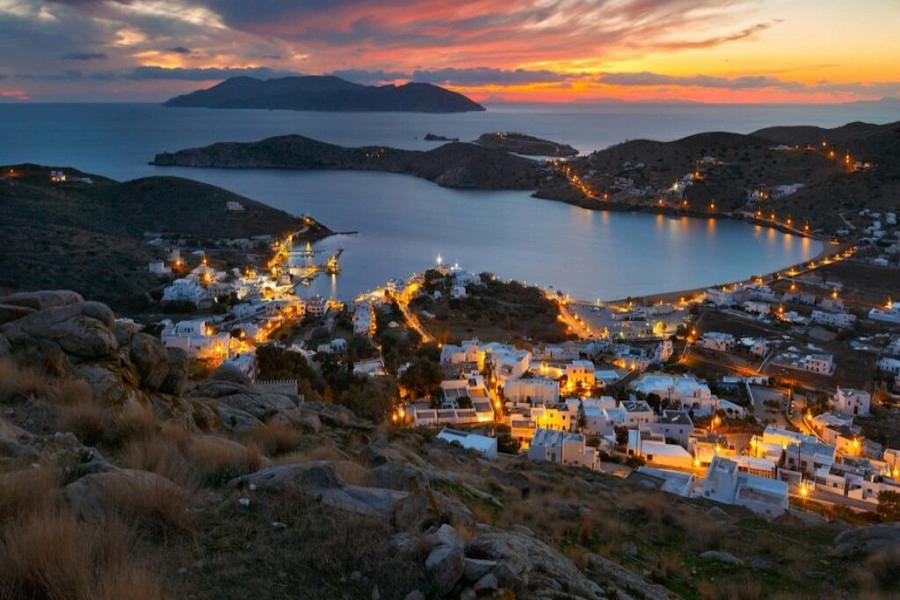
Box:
473 573 498 593
76 365 143 407
831 523 900 558
465 524 605 599
0 303 35 325
587 553 671 600
232 461 408 520
63 468 183 521
190 377 302 425
160 347 189 396
129 333 169 390
425 544 464 595
215 403 264 434
2 302 118 360
0 290 83 311
700 550 744 566
394 487 475 532
463 558 497 582
208 362 251 385
426 524 464 550
111 319 141 347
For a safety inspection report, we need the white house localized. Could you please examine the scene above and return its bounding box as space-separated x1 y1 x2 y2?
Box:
148 261 171 275
528 428 596 469
832 387 871 417
620 399 655 427
627 430 693 470
504 377 559 406
811 310 856 329
565 360 596 390
436 428 497 459
800 354 834 376
701 456 788 518
648 410 694 447
743 300 771 316
160 319 230 359
698 332 735 353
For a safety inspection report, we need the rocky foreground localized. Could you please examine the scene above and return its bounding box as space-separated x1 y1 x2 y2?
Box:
1 290 898 599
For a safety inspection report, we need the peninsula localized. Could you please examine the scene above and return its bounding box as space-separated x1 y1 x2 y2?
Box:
151 135 545 190
0 164 330 311
476 131 579 157
164 75 485 113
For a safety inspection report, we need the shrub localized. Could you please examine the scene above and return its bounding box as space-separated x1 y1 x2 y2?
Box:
187 435 261 485
251 420 301 456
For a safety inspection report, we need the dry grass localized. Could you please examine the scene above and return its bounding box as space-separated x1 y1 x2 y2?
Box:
275 443 349 465
103 472 193 534
122 436 196 489
58 400 105 442
0 359 51 403
0 466 60 521
57 378 93 406
187 435 261 484
0 507 162 600
251 419 301 456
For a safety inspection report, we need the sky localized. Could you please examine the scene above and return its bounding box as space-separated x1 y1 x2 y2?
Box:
1 0 899 103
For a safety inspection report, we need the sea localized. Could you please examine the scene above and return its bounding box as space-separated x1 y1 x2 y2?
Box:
3 101 893 301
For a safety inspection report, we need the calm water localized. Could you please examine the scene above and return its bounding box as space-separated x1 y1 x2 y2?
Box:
0 101 864 299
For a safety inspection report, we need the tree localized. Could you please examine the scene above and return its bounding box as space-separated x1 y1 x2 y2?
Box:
576 399 587 432
399 357 443 399
877 490 900 522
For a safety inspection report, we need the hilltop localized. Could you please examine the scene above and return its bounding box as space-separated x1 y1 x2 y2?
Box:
1 290 897 600
475 131 579 157
535 120 900 237
152 135 545 190
164 75 486 113
0 165 327 312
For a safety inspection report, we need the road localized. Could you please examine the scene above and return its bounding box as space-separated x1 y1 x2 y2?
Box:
394 283 435 344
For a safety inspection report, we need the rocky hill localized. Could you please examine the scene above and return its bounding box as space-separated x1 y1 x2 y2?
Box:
1 289 897 600
535 121 900 236
476 131 579 157
0 165 322 312
152 135 545 190
164 75 485 113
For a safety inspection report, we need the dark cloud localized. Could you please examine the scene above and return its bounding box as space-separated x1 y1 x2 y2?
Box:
125 65 300 80
62 52 107 61
166 46 192 54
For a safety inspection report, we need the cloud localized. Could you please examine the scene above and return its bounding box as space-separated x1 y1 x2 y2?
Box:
166 46 192 54
599 71 801 90
125 65 299 80
62 51 108 61
412 67 571 86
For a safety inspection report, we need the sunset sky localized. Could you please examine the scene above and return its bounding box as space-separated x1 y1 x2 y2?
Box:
1 0 899 103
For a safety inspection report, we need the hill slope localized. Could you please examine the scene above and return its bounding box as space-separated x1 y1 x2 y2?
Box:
151 135 545 190
164 75 485 113
0 165 313 311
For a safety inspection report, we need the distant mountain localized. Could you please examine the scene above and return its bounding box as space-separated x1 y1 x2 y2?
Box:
752 121 900 145
163 75 485 113
151 135 544 190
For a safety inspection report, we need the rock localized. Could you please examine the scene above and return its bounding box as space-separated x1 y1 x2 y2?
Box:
111 320 141 347
510 524 534 537
233 461 408 520
298 412 322 433
463 558 497 582
425 544 464 595
208 363 251 385
371 585 380 600
466 525 604 599
0 290 84 311
129 333 169 391
238 497 251 508
621 541 638 557
473 573 497 593
426 524 463 550
707 506 730 520
404 592 425 600
160 348 189 396
350 571 362 581
0 333 9 357
831 523 900 558
367 462 429 492
587 553 671 600
390 531 419 555
0 304 35 325
190 378 302 425
394 487 475 532
750 557 771 571
271 521 287 529
214 403 264 434
459 588 475 600
76 365 143 407
63 469 184 521
2 302 118 360
700 550 744 566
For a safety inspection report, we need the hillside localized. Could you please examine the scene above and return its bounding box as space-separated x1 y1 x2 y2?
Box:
152 135 545 190
535 121 900 236
164 75 485 113
0 165 321 311
0 290 896 600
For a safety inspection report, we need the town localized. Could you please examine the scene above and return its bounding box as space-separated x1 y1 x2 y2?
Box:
149 214 900 524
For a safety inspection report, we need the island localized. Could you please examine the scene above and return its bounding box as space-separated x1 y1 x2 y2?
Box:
0 164 331 312
424 133 459 142
151 135 545 190
163 75 485 113
476 131 579 157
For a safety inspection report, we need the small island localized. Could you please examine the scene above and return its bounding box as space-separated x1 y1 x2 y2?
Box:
476 131 579 157
424 133 459 142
